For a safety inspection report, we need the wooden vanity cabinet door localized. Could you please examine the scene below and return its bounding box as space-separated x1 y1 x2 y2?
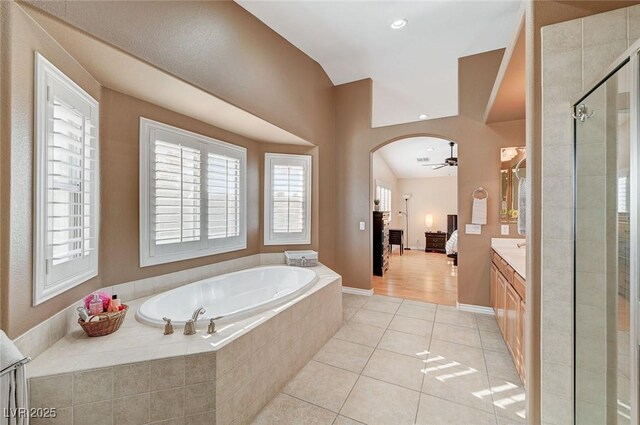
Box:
490 263 498 313
517 299 526 382
496 272 507 334
505 282 519 359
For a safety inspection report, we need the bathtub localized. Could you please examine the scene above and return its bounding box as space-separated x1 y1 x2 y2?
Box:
136 265 318 327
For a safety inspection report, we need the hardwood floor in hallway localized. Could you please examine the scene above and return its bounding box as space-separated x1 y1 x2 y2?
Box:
372 249 457 306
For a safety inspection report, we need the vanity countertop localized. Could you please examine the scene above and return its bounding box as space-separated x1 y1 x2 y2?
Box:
491 238 526 279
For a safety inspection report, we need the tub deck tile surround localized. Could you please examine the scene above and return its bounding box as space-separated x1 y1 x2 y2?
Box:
13 254 286 361
27 262 342 425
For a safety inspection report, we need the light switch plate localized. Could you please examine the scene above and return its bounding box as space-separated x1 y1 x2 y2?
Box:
501 225 510 236
359 221 366 230
465 224 482 235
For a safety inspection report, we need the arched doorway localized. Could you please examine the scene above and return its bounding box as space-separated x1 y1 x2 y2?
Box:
370 135 459 305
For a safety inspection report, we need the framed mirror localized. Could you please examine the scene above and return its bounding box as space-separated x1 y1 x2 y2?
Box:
500 147 525 223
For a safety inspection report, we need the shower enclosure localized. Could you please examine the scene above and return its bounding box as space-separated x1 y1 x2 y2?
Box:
574 55 638 424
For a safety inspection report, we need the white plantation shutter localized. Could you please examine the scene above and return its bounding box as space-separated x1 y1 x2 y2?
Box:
375 183 392 212
207 153 241 239
34 53 100 305
153 140 201 246
264 154 311 245
140 119 246 266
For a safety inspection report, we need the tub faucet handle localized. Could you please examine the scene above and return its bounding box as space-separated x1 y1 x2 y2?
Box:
184 319 196 335
162 317 174 335
207 318 216 334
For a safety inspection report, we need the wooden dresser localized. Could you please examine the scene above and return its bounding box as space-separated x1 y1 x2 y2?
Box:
424 232 447 253
373 212 390 276
490 250 526 383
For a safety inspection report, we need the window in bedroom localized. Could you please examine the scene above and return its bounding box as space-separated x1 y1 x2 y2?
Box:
376 183 392 212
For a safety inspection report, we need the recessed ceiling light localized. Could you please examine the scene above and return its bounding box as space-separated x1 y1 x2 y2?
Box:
427 148 435 152
418 113 428 120
390 19 408 29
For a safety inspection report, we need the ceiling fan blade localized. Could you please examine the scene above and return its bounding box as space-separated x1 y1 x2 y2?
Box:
432 165 447 170
421 163 445 167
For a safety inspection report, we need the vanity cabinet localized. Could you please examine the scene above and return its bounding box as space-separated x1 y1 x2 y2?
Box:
490 249 525 383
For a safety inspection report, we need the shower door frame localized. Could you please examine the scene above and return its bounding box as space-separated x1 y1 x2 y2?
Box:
572 43 640 425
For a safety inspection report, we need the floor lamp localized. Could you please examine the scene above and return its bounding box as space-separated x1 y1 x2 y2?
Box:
400 193 411 250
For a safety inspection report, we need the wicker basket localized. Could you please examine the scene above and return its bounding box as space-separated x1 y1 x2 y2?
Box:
78 305 128 337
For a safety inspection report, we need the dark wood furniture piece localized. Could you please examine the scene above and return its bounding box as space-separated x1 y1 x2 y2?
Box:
389 229 404 255
447 214 458 265
373 212 390 276
424 232 447 253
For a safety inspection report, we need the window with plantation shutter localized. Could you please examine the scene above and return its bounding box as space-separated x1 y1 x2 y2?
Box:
264 153 311 245
34 53 100 305
140 118 246 266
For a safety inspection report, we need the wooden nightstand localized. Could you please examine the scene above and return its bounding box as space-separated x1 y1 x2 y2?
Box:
424 232 447 253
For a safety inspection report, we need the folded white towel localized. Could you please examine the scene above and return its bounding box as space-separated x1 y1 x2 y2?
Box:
518 177 526 235
471 197 487 225
1 331 28 425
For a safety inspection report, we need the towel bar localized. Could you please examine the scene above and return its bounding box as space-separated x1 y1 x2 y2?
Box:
0 356 31 378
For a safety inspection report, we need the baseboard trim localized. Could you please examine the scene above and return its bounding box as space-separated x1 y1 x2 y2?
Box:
342 286 374 296
457 302 494 315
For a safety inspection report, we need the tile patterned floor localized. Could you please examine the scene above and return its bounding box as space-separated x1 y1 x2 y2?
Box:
253 294 526 425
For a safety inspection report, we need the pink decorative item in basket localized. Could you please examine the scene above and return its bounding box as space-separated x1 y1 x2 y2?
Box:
84 291 111 311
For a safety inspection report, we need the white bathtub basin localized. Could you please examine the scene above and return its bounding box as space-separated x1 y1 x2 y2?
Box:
136 265 318 327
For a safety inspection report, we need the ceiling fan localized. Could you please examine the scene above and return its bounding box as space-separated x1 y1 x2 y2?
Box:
421 142 458 170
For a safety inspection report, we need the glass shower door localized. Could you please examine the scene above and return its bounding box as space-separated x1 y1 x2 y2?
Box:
574 60 634 424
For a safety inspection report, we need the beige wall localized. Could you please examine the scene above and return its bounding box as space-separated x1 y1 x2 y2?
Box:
20 0 337 270
334 48 526 307
396 176 457 249
0 2 332 338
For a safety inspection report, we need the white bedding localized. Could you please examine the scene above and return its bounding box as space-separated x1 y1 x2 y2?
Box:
446 230 458 255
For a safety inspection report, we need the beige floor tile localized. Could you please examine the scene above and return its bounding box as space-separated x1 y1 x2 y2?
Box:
334 322 386 347
314 338 375 373
252 393 336 425
284 361 359 413
476 314 500 332
388 316 433 337
479 329 509 353
415 394 497 425
427 339 487 373
435 309 478 329
340 376 420 425
432 322 482 348
377 330 430 358
496 415 526 425
401 299 438 309
484 350 521 383
421 364 494 413
362 349 424 391
332 415 365 425
342 294 369 308
370 294 403 303
362 298 401 314
489 375 526 423
342 306 359 322
396 304 437 321
349 309 394 329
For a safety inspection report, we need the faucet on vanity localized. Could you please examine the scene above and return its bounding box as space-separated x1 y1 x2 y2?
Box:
184 307 206 335
517 242 527 248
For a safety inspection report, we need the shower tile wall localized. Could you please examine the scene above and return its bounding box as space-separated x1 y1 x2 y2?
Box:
541 6 640 425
